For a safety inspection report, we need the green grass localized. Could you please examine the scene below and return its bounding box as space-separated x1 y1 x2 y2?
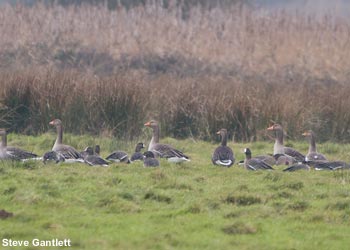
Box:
1 134 350 249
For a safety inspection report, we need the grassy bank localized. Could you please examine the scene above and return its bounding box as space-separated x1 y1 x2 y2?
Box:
1 134 350 249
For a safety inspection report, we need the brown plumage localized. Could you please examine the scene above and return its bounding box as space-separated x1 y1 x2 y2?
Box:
144 120 190 163
267 124 304 164
302 130 327 162
0 128 38 160
211 129 235 167
49 119 82 160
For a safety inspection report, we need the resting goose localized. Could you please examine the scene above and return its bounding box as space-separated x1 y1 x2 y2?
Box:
143 151 159 167
267 124 303 165
0 128 38 160
302 130 327 162
283 162 311 172
244 148 274 171
83 147 109 167
106 150 130 163
312 161 350 171
130 142 145 162
144 120 190 163
49 119 83 161
43 151 65 164
211 128 235 167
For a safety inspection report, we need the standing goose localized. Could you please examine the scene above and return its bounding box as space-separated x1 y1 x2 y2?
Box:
83 147 109 167
243 148 274 171
267 124 304 165
130 142 145 162
211 129 235 167
49 119 83 161
302 130 327 162
0 128 38 160
143 151 160 167
144 120 190 163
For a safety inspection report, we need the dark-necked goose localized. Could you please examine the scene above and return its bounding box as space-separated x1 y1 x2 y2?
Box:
244 148 274 171
302 130 327 162
49 119 83 161
106 150 130 163
211 128 235 167
0 128 38 160
83 147 109 167
130 142 145 162
143 151 159 167
267 124 304 165
144 120 190 163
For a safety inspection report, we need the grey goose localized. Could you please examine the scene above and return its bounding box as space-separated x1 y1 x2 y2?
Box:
144 120 190 163
211 128 235 167
49 119 83 161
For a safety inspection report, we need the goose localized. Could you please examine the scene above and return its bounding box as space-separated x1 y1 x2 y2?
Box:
143 151 159 167
144 120 190 163
283 162 311 172
302 130 327 162
267 124 304 165
83 147 109 167
312 161 350 171
95 145 101 155
43 150 65 164
244 148 274 171
211 128 235 167
0 128 38 160
80 146 93 159
49 119 83 161
106 150 130 163
130 142 145 162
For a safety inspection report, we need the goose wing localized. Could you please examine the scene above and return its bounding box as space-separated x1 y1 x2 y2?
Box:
284 147 305 162
54 144 82 160
152 143 190 160
7 147 38 160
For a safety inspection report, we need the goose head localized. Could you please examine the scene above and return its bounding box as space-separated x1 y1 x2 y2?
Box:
49 119 62 127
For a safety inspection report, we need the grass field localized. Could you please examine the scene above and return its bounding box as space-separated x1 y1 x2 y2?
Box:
1 133 350 250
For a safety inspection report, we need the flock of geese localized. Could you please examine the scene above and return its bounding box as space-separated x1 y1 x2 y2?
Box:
0 119 349 171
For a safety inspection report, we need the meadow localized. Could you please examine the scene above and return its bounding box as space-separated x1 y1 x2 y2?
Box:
1 133 350 249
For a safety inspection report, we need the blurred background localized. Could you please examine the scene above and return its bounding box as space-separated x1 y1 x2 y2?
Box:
1 0 350 142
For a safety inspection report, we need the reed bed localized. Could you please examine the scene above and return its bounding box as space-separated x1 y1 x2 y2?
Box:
1 2 350 141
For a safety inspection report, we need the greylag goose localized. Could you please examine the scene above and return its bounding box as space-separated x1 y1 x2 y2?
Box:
106 150 130 163
144 120 190 163
302 130 327 162
211 129 235 167
83 147 109 167
267 124 304 165
283 162 311 172
244 148 274 171
49 119 83 161
0 128 38 160
143 151 159 167
43 151 65 164
80 146 93 159
130 142 145 162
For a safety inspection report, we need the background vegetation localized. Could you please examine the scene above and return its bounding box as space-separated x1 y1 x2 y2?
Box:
1 1 350 141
